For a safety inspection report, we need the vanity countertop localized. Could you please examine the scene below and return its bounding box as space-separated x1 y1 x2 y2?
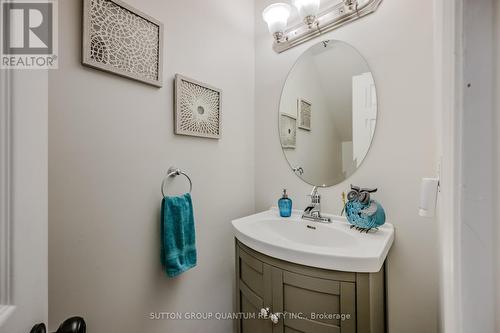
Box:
231 208 394 273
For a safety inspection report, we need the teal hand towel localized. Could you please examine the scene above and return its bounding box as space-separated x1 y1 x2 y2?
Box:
161 193 197 278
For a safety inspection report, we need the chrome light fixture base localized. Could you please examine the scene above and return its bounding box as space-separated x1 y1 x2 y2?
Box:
273 31 286 43
343 0 358 12
303 15 318 28
272 0 383 53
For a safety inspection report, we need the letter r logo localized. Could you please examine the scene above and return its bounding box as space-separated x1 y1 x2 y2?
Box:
2 2 53 55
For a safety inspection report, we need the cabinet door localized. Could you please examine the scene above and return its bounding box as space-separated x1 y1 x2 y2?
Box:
236 246 273 333
277 271 356 333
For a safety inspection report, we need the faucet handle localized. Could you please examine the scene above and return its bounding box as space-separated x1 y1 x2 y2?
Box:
311 194 320 204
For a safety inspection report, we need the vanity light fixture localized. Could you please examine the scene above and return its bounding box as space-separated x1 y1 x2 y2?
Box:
263 0 382 53
262 3 292 43
292 0 321 28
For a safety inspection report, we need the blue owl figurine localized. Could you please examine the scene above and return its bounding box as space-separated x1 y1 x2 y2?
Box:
343 185 386 233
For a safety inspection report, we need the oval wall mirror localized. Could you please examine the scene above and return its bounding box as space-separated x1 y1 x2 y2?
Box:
279 40 378 187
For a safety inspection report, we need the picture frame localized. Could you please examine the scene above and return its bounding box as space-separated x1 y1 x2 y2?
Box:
174 74 222 139
82 0 164 87
280 113 297 149
298 98 312 131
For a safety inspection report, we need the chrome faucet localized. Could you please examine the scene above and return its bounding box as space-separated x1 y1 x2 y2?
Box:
302 186 331 223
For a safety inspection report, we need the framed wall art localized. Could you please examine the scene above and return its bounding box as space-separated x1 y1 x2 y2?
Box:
298 98 311 131
82 0 164 87
174 74 222 139
280 113 297 149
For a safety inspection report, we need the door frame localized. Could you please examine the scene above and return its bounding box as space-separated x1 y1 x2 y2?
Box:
436 0 497 332
0 69 15 325
434 0 463 332
0 67 49 331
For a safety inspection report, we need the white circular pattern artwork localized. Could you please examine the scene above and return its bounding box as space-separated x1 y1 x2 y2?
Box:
175 75 222 139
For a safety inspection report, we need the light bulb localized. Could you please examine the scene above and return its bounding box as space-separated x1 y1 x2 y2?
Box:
262 3 291 41
292 0 320 26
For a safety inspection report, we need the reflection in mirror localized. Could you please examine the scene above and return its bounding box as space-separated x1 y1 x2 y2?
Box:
279 40 377 187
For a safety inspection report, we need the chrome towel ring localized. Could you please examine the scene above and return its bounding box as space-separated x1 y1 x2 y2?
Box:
161 167 193 197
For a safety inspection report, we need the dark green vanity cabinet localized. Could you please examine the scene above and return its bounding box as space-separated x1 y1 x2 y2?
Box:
235 241 386 333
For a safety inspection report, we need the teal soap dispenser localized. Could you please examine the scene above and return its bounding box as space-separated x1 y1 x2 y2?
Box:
278 189 292 217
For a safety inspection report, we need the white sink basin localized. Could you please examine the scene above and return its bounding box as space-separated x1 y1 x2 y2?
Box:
231 208 394 273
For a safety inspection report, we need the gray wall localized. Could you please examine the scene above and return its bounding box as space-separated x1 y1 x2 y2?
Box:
48 0 254 332
254 0 438 332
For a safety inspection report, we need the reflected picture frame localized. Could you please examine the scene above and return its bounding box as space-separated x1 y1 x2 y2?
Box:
280 113 297 149
298 98 311 131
